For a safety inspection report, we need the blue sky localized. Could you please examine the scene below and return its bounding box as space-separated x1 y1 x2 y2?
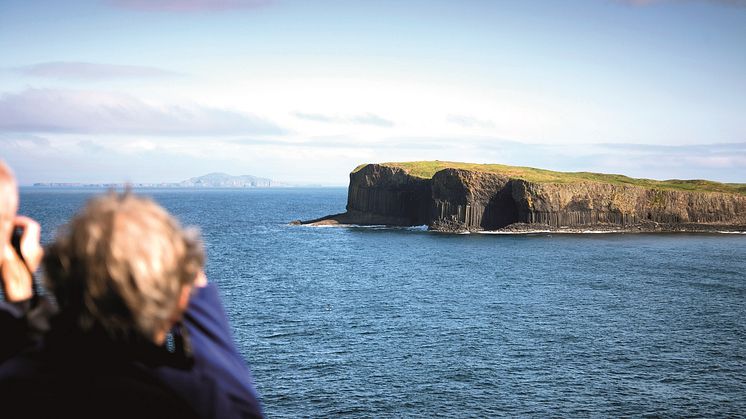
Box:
1 0 745 185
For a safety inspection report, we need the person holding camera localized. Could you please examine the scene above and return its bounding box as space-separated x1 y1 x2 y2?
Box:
0 161 47 362
0 162 263 418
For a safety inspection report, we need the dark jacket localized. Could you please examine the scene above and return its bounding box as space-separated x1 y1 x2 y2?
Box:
0 284 263 418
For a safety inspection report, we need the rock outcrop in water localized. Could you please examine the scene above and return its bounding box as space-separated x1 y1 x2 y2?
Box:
300 163 746 232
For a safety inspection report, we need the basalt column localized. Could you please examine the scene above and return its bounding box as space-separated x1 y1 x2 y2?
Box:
430 169 518 231
346 164 432 226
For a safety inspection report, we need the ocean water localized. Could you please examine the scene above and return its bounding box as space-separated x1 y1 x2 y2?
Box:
19 188 746 417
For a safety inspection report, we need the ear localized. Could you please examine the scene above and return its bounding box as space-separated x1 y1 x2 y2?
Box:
176 284 193 317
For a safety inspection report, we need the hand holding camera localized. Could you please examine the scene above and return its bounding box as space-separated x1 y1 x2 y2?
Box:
2 216 43 302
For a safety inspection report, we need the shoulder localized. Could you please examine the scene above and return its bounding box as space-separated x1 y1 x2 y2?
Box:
0 350 199 419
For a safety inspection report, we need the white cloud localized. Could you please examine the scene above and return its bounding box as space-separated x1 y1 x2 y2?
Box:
293 111 394 127
108 0 273 12
447 114 495 129
0 88 284 136
15 62 179 80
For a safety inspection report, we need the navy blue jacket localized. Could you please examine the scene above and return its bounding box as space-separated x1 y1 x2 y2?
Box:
155 284 264 418
0 284 263 418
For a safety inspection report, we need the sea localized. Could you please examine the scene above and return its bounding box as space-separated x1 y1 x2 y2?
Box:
19 187 746 417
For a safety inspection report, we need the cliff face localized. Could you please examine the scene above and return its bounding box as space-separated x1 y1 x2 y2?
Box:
430 169 517 230
345 164 431 226
308 163 746 231
511 181 746 227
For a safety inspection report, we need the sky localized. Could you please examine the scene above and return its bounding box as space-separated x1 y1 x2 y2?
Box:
1 0 745 185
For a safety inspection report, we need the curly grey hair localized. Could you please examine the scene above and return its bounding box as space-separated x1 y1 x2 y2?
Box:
44 192 204 343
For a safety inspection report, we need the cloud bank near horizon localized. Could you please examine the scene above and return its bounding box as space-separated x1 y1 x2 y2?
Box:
15 62 180 81
3 131 744 185
0 88 284 136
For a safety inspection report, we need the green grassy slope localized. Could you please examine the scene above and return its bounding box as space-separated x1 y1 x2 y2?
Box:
353 161 746 195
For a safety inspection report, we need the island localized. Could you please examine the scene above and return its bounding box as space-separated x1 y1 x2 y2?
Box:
297 161 746 233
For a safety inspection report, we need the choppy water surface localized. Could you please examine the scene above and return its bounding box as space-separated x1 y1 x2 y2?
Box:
20 188 746 417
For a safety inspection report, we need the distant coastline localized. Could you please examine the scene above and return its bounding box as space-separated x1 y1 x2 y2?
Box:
29 184 337 189
31 172 298 189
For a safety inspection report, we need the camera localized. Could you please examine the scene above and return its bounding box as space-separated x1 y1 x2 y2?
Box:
11 226 23 258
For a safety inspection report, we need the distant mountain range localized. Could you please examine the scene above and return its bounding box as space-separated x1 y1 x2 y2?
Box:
34 172 291 188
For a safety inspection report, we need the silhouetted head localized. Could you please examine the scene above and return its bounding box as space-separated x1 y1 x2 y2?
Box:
44 192 205 344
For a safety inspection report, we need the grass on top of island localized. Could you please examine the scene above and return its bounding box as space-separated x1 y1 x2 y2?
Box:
353 161 746 195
